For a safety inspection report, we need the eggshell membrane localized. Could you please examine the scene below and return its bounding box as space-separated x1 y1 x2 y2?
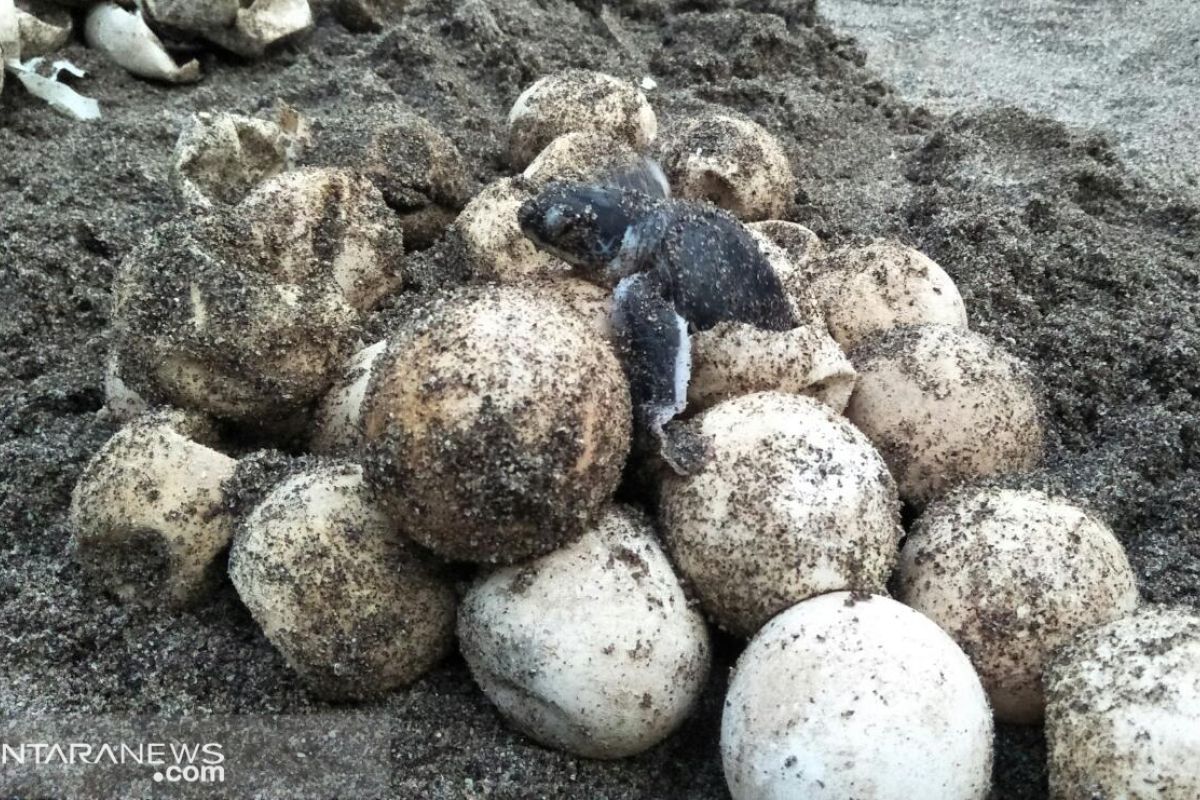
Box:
1045 606 1200 800
458 505 710 759
309 339 386 455
361 286 631 563
846 324 1043 504
721 592 993 800
660 392 901 637
898 487 1139 723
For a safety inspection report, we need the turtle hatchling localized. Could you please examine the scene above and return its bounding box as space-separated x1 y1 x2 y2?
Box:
518 160 797 472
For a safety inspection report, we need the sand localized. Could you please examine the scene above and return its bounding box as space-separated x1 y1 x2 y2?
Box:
1 1 1198 798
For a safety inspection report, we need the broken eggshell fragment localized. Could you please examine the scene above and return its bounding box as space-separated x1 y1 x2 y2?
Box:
203 0 313 59
84 2 201 84
171 107 309 211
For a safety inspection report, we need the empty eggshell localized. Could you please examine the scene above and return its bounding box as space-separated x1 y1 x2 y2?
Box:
204 0 313 58
16 0 71 58
660 392 901 637
450 177 571 282
309 339 386 455
1045 605 1200 800
660 114 796 221
459 505 710 759
230 462 456 700
687 322 856 413
171 107 309 211
69 409 236 607
813 241 968 351
507 70 657 169
744 227 823 328
84 2 201 84
360 286 631 563
846 324 1044 505
898 487 1139 724
721 592 993 800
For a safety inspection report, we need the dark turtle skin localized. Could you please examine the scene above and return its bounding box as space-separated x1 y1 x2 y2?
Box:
518 161 797 472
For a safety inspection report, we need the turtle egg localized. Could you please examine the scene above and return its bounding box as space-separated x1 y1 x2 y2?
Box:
846 324 1044 505
687 322 856 414
449 177 571 282
507 69 657 169
660 392 900 637
458 505 710 759
898 487 1139 723
360 285 631 563
1045 605 1200 799
522 130 644 191
230 462 456 700
660 114 796 221
721 592 993 800
813 240 968 351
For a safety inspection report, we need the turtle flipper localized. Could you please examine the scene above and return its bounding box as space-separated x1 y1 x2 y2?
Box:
612 273 706 474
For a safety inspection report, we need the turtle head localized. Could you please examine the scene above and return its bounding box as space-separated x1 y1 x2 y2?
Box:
519 181 647 280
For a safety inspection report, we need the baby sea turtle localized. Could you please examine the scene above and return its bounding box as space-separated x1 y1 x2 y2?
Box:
518 160 797 472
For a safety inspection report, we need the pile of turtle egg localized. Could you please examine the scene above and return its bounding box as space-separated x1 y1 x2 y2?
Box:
69 70 1199 799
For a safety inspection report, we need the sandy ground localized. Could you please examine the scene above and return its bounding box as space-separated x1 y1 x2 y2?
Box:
1 1 1198 798
822 0 1200 198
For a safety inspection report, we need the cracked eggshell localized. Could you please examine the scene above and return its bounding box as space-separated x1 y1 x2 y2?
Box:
507 70 657 169
814 241 968 351
230 462 456 700
309 339 386 455
16 0 71 58
459 505 710 759
748 220 825 325
687 322 856 414
898 487 1139 724
204 0 313 58
722 592 993 800
84 3 201 84
660 392 901 637
238 167 404 312
450 177 570 282
171 108 308 211
1045 606 1200 800
111 218 359 425
660 115 795 221
69 410 236 607
361 286 632 563
522 130 643 191
846 324 1044 505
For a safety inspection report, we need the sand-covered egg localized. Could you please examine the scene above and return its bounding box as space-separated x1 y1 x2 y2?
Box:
458 505 710 759
309 105 472 249
522 130 650 191
69 410 236 607
898 487 1139 723
813 241 968 351
687 322 856 413
110 218 359 425
507 70 657 169
1045 605 1200 799
660 392 901 637
660 114 796 221
721 592 993 800
846 324 1043 504
361 286 631 563
238 167 405 312
450 177 570 282
230 462 456 700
